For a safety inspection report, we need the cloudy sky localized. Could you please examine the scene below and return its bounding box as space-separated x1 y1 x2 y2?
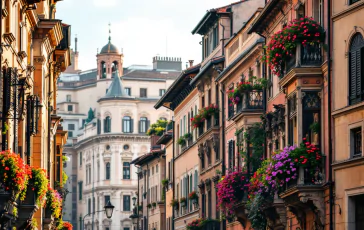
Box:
56 0 235 70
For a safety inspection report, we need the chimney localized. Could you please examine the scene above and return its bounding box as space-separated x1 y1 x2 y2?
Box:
152 56 182 71
188 60 194 67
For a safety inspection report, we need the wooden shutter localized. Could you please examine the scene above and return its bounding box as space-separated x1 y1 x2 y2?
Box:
138 120 142 133
357 48 362 98
130 119 134 133
122 118 125 132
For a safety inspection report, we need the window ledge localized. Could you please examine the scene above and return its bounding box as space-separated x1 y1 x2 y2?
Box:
332 156 364 170
332 101 364 118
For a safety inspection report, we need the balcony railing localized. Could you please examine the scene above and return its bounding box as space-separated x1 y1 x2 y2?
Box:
236 91 264 114
282 43 323 76
197 113 219 138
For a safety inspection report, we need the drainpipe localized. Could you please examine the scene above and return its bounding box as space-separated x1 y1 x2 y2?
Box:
220 84 226 230
147 163 149 229
220 23 225 56
172 120 175 230
327 0 333 228
47 49 55 179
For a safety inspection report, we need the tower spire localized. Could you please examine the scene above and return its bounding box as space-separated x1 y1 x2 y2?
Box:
108 22 111 42
75 34 78 52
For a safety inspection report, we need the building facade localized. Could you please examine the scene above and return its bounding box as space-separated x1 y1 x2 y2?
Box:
57 34 181 229
0 0 71 229
331 0 364 229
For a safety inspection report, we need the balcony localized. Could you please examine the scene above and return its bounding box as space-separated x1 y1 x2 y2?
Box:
197 113 219 139
278 159 326 230
231 90 264 121
279 43 323 86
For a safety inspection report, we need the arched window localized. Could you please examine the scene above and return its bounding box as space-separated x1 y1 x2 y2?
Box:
139 117 149 133
105 162 111 180
122 116 133 133
111 61 118 78
349 33 364 105
104 116 111 133
123 162 130 179
101 61 106 79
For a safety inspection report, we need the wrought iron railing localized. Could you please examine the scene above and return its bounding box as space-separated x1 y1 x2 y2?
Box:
282 43 323 76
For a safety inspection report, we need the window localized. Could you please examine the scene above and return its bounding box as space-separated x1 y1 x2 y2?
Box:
104 195 110 205
125 87 131 96
123 116 133 133
79 152 82 166
66 95 71 102
123 195 131 211
194 170 198 191
228 140 235 170
228 100 234 118
97 162 100 181
313 0 323 25
93 197 95 212
349 33 364 105
88 198 91 214
140 88 147 98
78 181 83 200
213 25 219 49
68 124 75 130
104 116 111 133
351 127 362 158
350 0 360 5
97 119 101 134
67 105 73 112
123 162 130 179
68 131 73 138
105 162 111 180
124 228 130 230
159 89 166 96
156 164 158 173
139 117 148 133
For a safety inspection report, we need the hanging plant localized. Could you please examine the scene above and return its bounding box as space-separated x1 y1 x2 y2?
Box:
170 199 179 208
184 132 193 140
188 191 198 201
177 136 186 146
62 222 73 230
216 171 249 217
1 123 9 135
0 151 30 200
28 167 49 206
200 104 219 118
45 188 62 218
161 179 169 187
147 203 152 209
191 114 205 129
265 16 325 76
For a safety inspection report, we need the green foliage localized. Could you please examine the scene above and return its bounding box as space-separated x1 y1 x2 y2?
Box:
147 120 168 136
29 167 49 206
62 171 68 186
161 179 169 187
177 136 186 146
309 122 320 134
2 123 9 135
246 193 268 230
239 123 265 172
184 132 192 139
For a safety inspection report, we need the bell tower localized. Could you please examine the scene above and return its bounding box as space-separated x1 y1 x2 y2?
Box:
96 23 124 80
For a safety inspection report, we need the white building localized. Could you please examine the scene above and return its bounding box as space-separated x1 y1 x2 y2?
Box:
57 34 181 230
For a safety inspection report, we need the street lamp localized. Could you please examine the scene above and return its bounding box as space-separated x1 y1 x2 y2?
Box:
82 201 114 230
129 197 138 229
104 200 114 219
132 197 137 207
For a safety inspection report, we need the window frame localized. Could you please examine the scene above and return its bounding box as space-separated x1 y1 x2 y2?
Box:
348 33 364 105
68 124 75 130
140 88 147 98
159 89 166 96
123 162 131 179
123 195 131 211
123 116 132 133
125 87 131 96
105 162 111 180
139 117 148 133
104 116 112 133
67 105 73 112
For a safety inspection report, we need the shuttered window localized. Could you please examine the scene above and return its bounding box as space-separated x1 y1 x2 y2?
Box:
228 140 235 170
122 116 133 133
139 117 149 133
349 33 364 105
104 116 111 133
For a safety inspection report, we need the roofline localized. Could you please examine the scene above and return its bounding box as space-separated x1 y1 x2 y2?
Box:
189 57 225 86
154 64 201 109
215 38 264 82
248 0 281 34
224 8 264 47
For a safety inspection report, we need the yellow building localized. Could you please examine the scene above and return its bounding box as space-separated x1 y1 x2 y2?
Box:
0 0 71 228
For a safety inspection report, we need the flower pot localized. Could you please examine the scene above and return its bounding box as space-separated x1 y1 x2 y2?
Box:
14 186 39 229
0 189 17 224
43 206 54 230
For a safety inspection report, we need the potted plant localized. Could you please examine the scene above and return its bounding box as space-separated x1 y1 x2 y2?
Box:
147 203 152 209
191 114 205 129
177 136 186 146
0 151 29 200
45 188 62 219
152 202 157 208
170 199 179 210
161 179 169 187
188 191 198 204
180 197 187 207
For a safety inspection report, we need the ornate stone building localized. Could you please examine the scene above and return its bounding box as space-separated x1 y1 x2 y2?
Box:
57 33 181 229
